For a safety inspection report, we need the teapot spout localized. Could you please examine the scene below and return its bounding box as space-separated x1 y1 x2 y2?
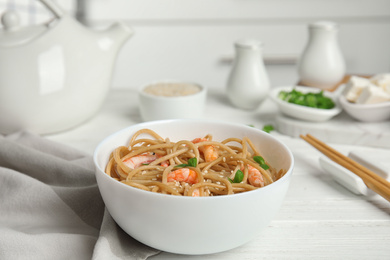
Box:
103 21 133 50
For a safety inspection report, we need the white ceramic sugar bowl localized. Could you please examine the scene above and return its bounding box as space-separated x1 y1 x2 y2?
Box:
298 21 346 90
139 80 207 121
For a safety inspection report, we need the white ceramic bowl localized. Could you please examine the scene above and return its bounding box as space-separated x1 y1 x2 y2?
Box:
93 119 294 255
269 86 342 122
138 80 207 121
339 95 390 122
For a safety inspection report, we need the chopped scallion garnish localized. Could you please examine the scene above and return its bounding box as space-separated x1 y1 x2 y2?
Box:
228 170 244 183
278 89 335 109
253 156 269 170
262 124 274 133
175 157 197 168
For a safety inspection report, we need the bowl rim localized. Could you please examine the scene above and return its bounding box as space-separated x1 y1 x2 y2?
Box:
93 119 294 201
138 80 207 100
269 86 342 117
339 95 390 109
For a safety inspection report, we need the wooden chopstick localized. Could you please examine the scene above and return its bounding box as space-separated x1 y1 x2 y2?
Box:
300 134 390 202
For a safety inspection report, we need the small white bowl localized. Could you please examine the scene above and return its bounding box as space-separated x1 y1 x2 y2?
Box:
339 95 390 122
269 86 342 122
93 119 294 255
138 80 207 121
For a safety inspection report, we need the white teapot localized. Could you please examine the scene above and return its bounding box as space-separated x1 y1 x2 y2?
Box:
0 0 133 134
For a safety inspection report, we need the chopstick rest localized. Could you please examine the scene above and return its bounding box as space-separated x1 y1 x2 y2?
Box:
319 156 368 195
301 134 390 201
320 156 371 196
348 150 390 180
319 151 390 195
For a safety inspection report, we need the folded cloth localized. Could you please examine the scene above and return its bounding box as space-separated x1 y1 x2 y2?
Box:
0 131 160 260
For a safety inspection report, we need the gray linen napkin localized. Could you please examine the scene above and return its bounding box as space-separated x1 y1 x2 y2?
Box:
0 131 160 260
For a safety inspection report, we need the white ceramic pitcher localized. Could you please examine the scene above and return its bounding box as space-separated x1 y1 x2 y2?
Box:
298 21 346 90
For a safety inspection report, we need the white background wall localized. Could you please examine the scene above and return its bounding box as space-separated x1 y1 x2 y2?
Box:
1 0 390 90
84 0 390 90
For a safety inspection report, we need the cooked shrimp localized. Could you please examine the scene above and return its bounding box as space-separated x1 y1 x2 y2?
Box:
167 168 198 184
192 138 218 162
123 152 168 169
247 165 265 187
191 188 200 197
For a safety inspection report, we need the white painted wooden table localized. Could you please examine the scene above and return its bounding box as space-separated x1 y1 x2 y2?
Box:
47 88 390 260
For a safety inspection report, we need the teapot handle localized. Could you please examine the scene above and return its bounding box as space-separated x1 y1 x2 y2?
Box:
39 0 64 18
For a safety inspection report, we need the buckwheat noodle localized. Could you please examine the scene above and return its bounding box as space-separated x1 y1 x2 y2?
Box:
105 129 286 196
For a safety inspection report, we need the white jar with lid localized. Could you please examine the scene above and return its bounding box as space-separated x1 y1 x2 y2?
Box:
226 39 270 110
298 21 346 90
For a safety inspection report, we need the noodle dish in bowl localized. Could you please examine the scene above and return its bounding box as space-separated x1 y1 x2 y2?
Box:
93 119 294 255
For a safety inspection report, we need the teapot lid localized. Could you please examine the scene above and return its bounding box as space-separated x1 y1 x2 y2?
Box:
0 10 49 47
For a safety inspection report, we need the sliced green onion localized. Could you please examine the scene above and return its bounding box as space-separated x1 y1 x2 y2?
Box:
174 157 197 168
175 164 188 168
253 156 269 170
253 156 265 165
262 124 274 133
188 157 197 167
278 89 335 109
260 163 269 170
229 170 244 183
